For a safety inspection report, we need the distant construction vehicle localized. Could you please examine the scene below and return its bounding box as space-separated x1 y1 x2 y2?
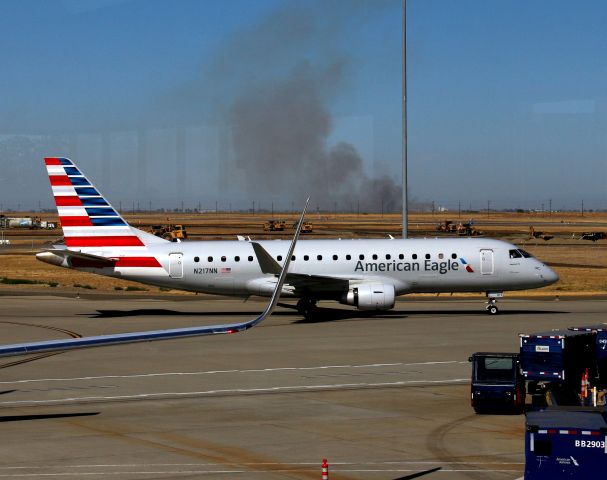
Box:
528 226 553 241
436 220 458 233
150 224 188 240
150 225 164 237
456 222 482 236
580 232 607 242
436 220 482 236
293 220 313 233
263 219 286 232
32 217 56 229
0 216 55 229
0 216 32 228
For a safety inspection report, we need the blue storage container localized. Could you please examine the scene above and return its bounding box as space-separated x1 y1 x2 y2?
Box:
520 330 596 383
525 410 607 479
570 325 607 388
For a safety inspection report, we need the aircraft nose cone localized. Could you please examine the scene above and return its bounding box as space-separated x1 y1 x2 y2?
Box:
542 265 559 285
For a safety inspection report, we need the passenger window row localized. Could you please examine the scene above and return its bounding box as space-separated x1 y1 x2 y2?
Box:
194 255 253 263
194 252 459 263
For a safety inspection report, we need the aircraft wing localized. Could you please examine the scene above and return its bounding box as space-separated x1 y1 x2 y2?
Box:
280 272 349 293
0 199 310 358
252 242 349 293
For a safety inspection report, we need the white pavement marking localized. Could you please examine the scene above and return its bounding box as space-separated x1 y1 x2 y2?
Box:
0 469 525 477
0 461 524 469
0 472 258 477
0 378 469 406
0 360 465 385
0 461 525 478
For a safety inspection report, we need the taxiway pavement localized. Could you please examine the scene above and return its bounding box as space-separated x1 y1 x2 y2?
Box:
0 294 602 479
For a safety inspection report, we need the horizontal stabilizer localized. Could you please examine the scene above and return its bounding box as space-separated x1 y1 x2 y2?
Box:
36 249 117 269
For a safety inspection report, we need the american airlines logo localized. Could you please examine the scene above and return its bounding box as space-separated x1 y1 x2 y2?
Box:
459 257 474 273
354 258 462 274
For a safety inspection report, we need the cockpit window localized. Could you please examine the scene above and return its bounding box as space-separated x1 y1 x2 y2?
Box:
518 249 532 258
509 249 522 259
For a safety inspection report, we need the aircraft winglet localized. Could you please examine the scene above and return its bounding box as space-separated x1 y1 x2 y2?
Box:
251 197 309 327
0 198 310 358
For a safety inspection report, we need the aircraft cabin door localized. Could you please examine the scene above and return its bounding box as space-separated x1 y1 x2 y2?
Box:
169 253 184 279
480 249 494 275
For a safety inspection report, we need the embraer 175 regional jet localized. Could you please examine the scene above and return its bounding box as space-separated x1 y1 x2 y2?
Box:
38 157 558 316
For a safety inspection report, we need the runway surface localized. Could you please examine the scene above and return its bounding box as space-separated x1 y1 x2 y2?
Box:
0 294 603 479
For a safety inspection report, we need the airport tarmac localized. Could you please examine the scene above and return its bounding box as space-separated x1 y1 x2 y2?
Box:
0 294 603 479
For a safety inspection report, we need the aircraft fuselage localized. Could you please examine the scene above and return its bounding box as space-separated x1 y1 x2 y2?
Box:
53 237 557 298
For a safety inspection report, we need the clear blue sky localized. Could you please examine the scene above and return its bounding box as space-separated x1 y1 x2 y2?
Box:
0 0 605 211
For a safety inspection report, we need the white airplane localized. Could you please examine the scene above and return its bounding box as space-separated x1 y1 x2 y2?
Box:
37 157 558 317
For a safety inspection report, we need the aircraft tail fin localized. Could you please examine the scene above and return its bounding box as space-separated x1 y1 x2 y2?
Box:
44 157 167 250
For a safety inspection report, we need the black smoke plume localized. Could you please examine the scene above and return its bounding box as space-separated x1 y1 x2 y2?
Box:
162 0 403 212
214 2 402 212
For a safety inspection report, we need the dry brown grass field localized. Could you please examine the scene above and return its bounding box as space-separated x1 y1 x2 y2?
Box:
1 211 606 295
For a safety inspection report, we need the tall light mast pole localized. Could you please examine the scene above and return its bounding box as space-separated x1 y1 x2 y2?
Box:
402 0 409 238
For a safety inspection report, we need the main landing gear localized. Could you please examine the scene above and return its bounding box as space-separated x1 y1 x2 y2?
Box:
297 298 318 319
485 292 503 315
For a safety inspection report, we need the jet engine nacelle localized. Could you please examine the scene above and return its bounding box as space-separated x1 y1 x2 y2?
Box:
341 283 395 311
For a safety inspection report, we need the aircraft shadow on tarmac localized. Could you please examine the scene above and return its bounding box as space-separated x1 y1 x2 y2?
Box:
398 309 569 316
291 306 569 324
0 412 99 423
290 306 407 324
86 306 408 323
84 306 568 321
84 309 289 319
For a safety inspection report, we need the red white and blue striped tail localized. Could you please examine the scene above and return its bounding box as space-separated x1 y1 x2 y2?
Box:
44 157 166 257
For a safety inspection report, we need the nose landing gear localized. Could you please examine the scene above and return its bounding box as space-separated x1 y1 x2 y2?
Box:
485 292 503 315
486 300 499 315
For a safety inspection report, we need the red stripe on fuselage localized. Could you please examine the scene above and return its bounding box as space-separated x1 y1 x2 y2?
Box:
65 236 144 247
49 175 72 186
45 158 62 165
59 216 92 227
115 257 162 268
55 196 82 207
